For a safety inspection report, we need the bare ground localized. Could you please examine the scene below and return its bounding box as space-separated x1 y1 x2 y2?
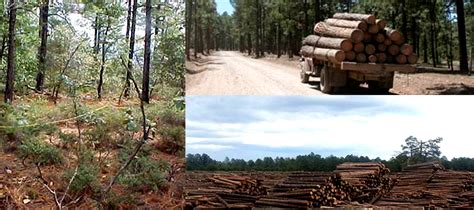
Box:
186 51 474 95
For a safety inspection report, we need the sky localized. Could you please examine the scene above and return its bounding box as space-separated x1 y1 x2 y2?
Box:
186 96 474 161
216 0 235 15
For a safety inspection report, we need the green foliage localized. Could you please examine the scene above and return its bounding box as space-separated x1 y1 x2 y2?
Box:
63 164 99 194
157 126 185 155
117 142 169 192
19 138 62 166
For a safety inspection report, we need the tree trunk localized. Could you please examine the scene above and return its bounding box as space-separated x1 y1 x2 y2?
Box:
314 0 321 23
35 0 49 92
247 32 252 56
456 0 469 73
401 0 407 38
255 0 260 58
206 17 211 55
97 19 110 99
193 0 198 57
277 24 281 58
142 0 152 103
185 0 191 60
0 34 6 63
304 0 308 35
94 14 100 54
423 33 428 63
125 0 137 98
4 0 16 103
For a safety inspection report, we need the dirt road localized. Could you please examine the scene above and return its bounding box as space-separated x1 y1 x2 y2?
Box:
186 51 323 95
187 51 474 95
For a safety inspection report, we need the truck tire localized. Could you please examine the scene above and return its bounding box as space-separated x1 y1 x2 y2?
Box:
320 65 334 94
300 60 310 84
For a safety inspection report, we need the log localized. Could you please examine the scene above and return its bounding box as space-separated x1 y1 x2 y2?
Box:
354 43 365 53
375 33 385 43
314 22 364 43
368 24 379 34
396 54 407 64
364 32 372 42
376 19 387 30
394 36 405 45
300 46 346 63
400 44 413 56
345 51 356 61
325 18 368 31
407 54 418 64
384 39 392 46
333 13 376 24
376 53 387 63
365 44 376 55
356 53 367 63
368 55 377 63
377 44 387 52
385 28 402 42
388 45 400 56
303 35 353 52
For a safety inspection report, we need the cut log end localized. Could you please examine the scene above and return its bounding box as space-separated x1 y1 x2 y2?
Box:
356 53 367 63
408 54 418 64
354 43 365 53
401 44 414 56
396 54 407 64
368 55 377 63
365 44 376 55
345 51 356 61
376 19 387 30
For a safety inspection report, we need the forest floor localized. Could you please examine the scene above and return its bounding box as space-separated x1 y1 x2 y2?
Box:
0 94 185 209
186 51 474 95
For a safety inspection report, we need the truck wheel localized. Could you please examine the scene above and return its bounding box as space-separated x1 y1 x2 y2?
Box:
300 60 310 84
320 65 333 94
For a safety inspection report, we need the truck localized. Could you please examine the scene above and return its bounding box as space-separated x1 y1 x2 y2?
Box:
299 57 417 94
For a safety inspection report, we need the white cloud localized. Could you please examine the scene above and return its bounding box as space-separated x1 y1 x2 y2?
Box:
187 96 474 160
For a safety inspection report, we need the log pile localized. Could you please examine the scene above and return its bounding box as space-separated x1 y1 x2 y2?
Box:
308 162 395 207
185 162 474 208
184 172 284 209
302 13 418 64
375 161 474 208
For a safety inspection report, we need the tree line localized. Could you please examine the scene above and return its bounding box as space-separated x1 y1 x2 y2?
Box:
187 136 474 172
186 0 473 73
1 0 185 104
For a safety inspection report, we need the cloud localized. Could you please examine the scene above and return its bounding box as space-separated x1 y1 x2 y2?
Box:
186 96 474 161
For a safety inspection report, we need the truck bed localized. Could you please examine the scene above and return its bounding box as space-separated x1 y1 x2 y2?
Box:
340 62 416 74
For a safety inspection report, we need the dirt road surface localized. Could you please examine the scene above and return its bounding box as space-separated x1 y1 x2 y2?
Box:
187 51 474 95
186 51 323 95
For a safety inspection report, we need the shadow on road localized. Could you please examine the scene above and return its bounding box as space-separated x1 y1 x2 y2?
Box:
306 81 399 95
426 83 474 95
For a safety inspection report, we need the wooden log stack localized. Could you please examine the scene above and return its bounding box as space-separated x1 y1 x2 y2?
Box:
302 13 418 64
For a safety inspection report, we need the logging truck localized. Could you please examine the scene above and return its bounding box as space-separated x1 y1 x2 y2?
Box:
300 13 418 94
299 57 416 94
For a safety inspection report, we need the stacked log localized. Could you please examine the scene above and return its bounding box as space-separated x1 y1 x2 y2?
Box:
303 13 418 64
375 162 474 208
185 164 474 209
308 162 395 207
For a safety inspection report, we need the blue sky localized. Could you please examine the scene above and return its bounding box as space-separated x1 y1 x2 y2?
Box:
186 96 474 161
216 0 234 15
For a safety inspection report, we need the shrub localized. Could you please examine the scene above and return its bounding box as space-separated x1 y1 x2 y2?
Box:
63 164 99 194
117 156 169 192
117 143 169 192
18 138 63 165
157 125 185 155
